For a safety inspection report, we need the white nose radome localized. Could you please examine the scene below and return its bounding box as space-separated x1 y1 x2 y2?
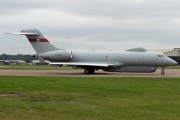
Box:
169 58 177 66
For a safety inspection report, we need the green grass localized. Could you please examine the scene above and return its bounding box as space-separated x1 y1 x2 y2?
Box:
0 76 180 120
166 66 180 69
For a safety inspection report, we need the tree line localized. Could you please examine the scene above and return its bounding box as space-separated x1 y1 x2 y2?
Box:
0 54 38 63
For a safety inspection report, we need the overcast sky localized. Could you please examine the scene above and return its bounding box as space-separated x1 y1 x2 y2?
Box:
1 0 180 54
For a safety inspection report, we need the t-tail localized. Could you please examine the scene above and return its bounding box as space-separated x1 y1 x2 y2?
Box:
5 29 61 54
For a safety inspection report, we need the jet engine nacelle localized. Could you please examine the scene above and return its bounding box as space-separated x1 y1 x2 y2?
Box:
103 66 157 73
40 50 73 61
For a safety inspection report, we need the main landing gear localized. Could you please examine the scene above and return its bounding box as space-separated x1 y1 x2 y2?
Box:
84 68 95 74
161 67 165 75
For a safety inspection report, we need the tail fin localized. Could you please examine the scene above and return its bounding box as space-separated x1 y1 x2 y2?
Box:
6 29 61 54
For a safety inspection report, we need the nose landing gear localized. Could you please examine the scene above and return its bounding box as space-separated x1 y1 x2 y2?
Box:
161 67 165 75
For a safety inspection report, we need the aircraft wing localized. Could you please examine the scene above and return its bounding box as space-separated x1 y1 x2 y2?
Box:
49 62 121 67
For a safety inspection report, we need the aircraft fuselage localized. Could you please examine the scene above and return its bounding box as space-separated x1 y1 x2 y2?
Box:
40 50 175 67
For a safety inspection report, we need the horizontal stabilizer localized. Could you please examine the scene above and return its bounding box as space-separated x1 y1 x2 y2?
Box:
5 32 39 35
5 29 60 54
50 62 116 67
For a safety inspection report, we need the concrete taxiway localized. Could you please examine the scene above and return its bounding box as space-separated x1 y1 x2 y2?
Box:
0 69 179 77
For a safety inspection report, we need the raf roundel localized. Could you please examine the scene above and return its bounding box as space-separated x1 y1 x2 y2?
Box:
36 39 40 42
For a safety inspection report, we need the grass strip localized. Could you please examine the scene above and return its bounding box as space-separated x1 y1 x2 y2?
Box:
0 76 179 120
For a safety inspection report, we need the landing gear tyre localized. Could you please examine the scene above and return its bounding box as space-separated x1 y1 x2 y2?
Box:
84 68 95 74
161 71 164 75
84 69 90 74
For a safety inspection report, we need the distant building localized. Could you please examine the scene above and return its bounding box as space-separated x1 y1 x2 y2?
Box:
163 48 180 56
31 60 49 65
0 60 26 65
11 60 26 64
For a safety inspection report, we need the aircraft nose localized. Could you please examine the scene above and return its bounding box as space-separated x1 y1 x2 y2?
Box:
169 59 177 66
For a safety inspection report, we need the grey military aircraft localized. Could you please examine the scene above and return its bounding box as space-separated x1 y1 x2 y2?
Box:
6 29 177 75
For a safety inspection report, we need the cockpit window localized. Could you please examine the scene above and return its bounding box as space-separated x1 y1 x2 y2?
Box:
158 55 164 57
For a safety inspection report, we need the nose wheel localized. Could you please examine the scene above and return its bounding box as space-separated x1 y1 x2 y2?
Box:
161 67 165 75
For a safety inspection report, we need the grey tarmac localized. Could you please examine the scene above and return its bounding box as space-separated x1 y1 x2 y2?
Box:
0 69 179 77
